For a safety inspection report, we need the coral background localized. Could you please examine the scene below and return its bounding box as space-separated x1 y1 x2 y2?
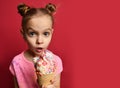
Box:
0 0 120 88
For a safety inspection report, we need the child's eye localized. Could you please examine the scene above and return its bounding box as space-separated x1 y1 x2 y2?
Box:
29 32 36 36
43 32 50 36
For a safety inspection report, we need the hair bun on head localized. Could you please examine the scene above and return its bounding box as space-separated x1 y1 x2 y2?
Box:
17 3 31 16
45 3 56 14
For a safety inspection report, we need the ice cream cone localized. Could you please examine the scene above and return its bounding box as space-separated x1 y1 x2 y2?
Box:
37 73 55 87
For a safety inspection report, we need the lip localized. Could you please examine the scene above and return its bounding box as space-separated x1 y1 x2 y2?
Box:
35 47 44 53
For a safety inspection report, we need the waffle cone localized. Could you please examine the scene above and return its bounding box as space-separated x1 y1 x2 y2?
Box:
37 73 55 86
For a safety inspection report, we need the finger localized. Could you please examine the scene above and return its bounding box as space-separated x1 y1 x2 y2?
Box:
50 80 54 84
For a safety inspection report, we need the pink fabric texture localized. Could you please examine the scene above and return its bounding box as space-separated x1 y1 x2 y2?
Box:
9 51 63 88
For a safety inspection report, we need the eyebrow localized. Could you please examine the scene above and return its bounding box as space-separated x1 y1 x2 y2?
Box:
26 27 52 32
26 27 34 31
44 28 52 31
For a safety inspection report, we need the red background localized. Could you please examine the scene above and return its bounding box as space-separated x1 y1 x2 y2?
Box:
0 0 120 88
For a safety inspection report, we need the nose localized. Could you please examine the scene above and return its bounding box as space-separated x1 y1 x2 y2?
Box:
36 36 43 44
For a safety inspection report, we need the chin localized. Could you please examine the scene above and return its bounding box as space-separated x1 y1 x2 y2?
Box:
34 53 41 56
34 52 44 57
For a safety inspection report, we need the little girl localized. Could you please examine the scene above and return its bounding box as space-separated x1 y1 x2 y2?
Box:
9 3 63 88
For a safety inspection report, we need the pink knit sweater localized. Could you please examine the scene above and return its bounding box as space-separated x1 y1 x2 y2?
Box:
9 51 63 88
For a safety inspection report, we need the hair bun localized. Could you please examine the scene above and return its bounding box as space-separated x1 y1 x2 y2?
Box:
17 3 31 16
45 3 56 14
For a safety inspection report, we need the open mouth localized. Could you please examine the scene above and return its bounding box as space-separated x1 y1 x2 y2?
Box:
35 47 44 53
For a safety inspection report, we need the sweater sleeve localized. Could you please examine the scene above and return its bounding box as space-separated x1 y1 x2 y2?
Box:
9 61 15 76
54 55 63 74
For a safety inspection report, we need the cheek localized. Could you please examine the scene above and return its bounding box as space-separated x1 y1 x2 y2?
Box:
26 37 35 46
45 37 52 44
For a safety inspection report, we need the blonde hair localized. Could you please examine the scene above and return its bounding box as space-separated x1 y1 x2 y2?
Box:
17 3 56 29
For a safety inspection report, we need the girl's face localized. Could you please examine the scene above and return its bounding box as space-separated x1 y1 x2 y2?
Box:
23 15 53 56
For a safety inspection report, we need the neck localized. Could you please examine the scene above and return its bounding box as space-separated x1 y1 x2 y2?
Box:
24 49 36 61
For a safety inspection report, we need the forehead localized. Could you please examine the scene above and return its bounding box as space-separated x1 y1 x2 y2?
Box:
26 15 52 31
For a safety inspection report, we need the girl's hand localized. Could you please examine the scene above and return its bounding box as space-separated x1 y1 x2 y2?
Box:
39 50 45 58
41 85 55 88
46 85 55 88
